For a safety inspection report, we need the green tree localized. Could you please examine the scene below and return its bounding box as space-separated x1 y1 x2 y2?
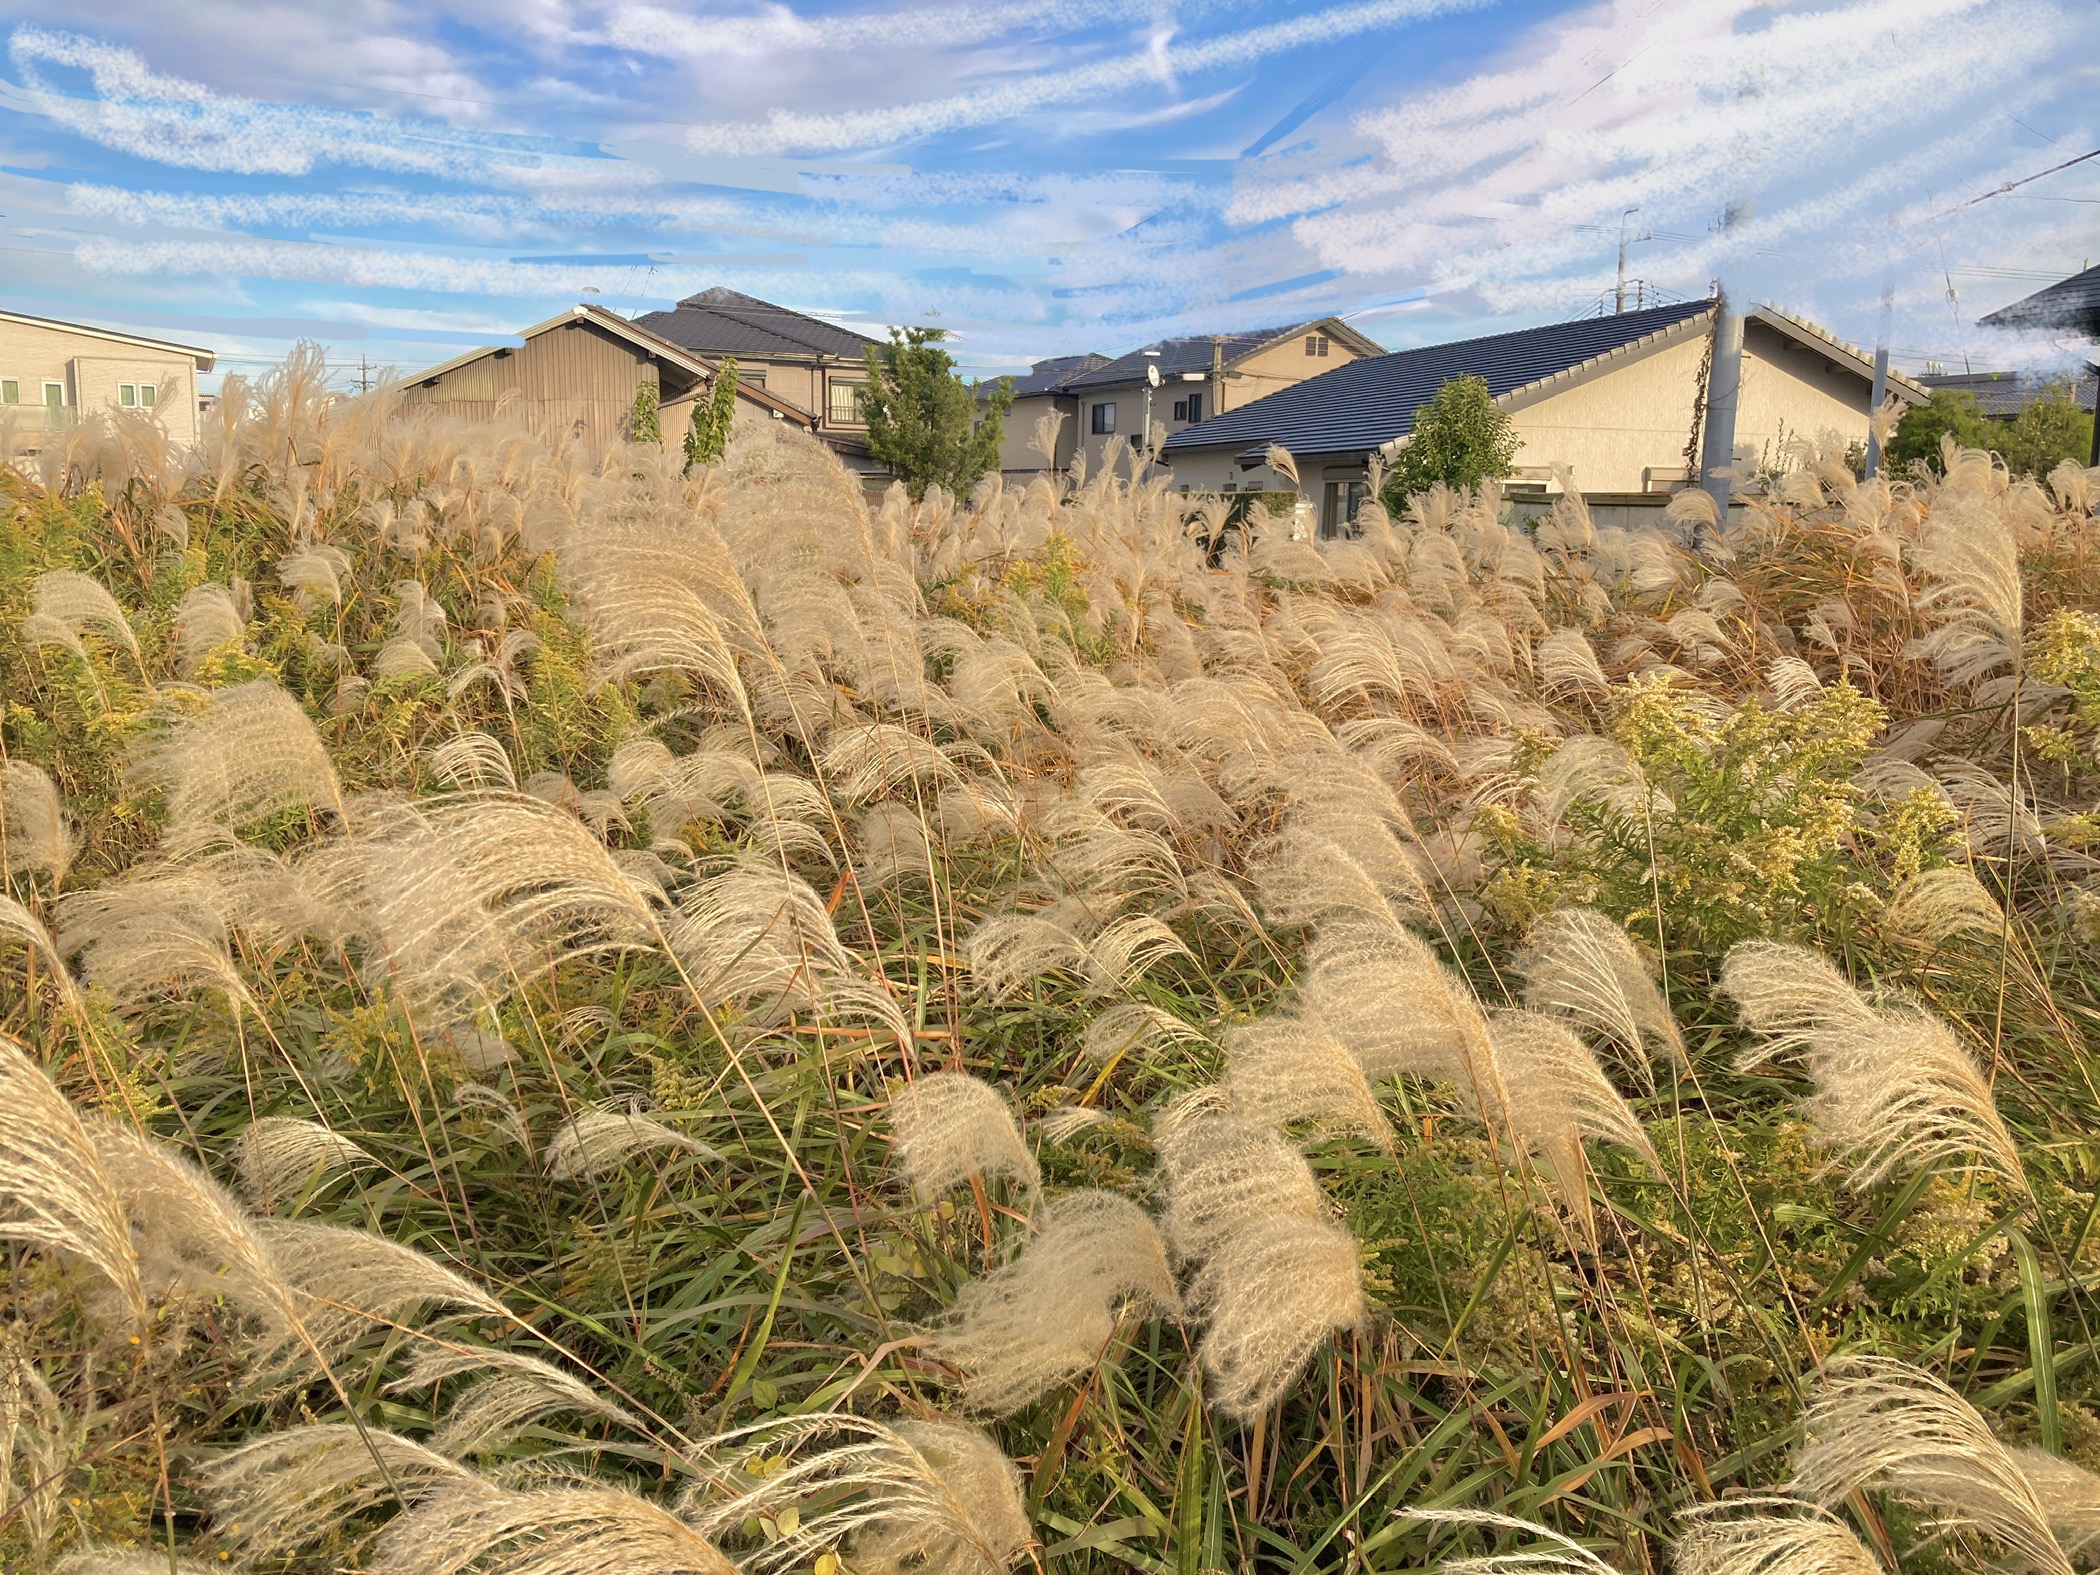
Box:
1884 389 1992 476
2000 382 2093 478
1380 374 1519 511
629 378 661 445
859 326 1013 500
683 356 738 473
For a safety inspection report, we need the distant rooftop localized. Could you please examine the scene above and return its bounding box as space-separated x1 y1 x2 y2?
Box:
1061 317 1380 392
1919 367 2097 417
635 287 878 361
1005 353 1110 398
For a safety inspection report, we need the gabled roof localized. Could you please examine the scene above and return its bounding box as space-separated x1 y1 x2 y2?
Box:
635 287 878 361
400 304 815 427
0 308 214 371
1920 367 2099 418
1005 353 1110 398
1160 299 1925 462
1060 316 1385 392
1979 264 2100 338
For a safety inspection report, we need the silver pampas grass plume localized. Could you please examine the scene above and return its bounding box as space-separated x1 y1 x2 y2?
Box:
1672 1497 1883 1575
543 1106 721 1181
22 569 141 667
1790 1356 2072 1575
0 1034 145 1319
200 1424 473 1562
1720 941 2026 1191
373 1480 738 1575
2014 1446 2100 1562
1155 1100 1324 1262
1190 1214 1363 1418
0 760 75 879
235 1116 378 1209
130 680 345 852
889 1072 1039 1204
1515 907 1684 1081
930 1189 1179 1415
681 1415 1031 1575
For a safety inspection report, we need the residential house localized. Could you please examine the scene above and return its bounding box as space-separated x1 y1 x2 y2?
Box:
635 287 885 478
993 353 1109 474
1975 264 2100 467
1160 300 1929 534
994 318 1385 478
397 304 812 448
0 308 215 451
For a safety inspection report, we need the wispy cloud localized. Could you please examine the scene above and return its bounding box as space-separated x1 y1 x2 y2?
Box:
8 26 600 177
678 0 1493 154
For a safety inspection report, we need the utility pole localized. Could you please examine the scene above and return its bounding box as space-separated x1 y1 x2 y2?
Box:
1697 199 1753 528
358 354 371 395
1615 207 1646 315
1864 283 1892 478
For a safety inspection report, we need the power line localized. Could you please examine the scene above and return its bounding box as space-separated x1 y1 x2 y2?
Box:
1932 147 2100 217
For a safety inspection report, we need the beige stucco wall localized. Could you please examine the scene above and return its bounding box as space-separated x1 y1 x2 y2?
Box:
1506 319 1876 493
1224 331 1362 414
997 393 1077 474
0 317 202 448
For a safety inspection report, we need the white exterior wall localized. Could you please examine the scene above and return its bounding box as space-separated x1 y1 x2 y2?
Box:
0 317 204 448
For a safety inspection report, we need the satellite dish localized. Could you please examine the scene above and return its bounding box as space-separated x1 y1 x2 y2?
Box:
1147 363 1163 388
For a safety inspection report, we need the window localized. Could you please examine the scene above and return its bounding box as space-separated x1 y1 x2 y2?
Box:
1185 392 1203 424
1091 401 1116 435
1320 480 1370 539
0 380 15 404
1172 399 1186 421
1305 334 1329 357
119 383 136 407
740 368 765 388
42 382 64 428
826 379 865 425
141 383 157 408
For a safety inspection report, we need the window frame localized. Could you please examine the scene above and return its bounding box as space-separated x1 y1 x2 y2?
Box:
1090 401 1116 435
0 379 16 404
140 382 157 408
1305 333 1329 358
825 378 866 427
1185 391 1204 424
119 383 137 407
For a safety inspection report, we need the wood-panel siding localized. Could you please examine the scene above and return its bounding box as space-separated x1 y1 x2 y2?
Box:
400 318 703 447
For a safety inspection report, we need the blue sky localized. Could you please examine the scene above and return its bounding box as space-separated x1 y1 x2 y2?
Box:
0 0 2094 392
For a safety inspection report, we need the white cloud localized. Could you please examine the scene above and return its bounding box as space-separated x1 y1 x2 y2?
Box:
1222 0 2094 359
8 26 599 178
678 0 1493 154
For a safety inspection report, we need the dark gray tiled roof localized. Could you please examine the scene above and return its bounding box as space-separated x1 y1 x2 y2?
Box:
1161 299 1715 459
1061 324 1308 391
1005 353 1110 398
1980 264 2100 337
635 287 878 360
1919 367 2098 417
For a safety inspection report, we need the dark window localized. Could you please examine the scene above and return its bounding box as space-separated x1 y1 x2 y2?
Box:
1305 334 1329 357
1185 392 1204 423
1091 401 1116 434
1320 480 1370 538
1172 399 1187 421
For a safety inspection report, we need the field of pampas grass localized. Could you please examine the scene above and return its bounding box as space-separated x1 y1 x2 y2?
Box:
5 349 2100 1572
